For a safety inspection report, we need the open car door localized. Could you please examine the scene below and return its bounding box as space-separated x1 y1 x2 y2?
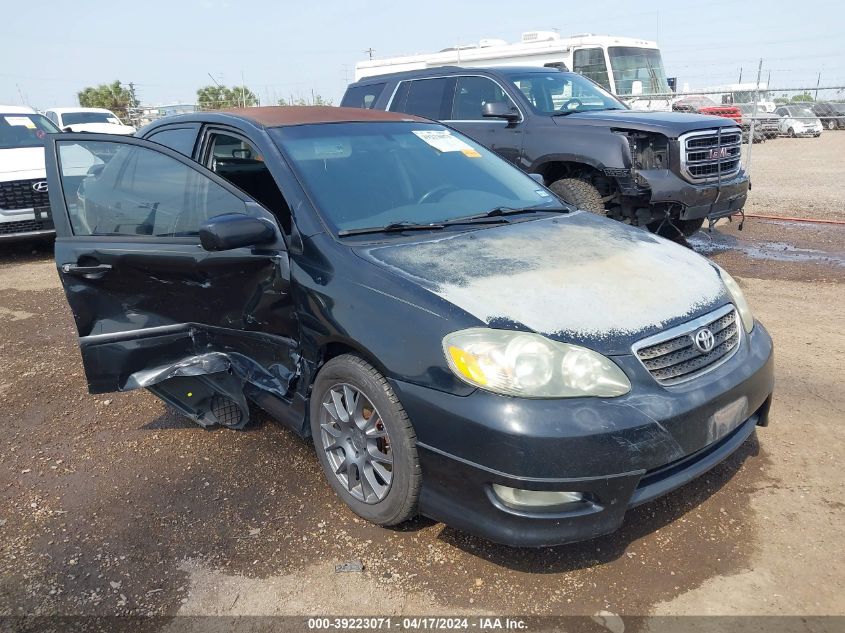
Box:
45 133 299 429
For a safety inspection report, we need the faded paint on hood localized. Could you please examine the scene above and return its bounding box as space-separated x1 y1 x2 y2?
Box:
357 213 728 352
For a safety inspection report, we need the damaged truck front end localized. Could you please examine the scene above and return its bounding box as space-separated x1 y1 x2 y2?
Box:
612 127 749 233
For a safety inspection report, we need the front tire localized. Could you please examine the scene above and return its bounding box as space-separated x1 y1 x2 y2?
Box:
310 354 420 526
788 127 796 137
828 120 837 131
548 177 606 215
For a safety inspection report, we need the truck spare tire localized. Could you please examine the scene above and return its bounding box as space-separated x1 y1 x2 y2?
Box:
549 178 605 215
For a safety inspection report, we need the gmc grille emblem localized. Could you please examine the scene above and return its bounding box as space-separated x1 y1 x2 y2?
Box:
32 181 48 193
709 147 728 159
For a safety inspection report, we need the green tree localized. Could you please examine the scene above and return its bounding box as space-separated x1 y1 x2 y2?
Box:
77 80 135 119
790 92 814 103
196 85 258 110
278 93 333 106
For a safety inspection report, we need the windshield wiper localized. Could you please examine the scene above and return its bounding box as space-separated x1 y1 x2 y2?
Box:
337 221 446 237
447 204 570 223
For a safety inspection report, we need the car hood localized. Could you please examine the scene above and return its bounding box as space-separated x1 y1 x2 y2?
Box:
63 123 136 135
554 109 740 137
0 147 46 181
354 213 729 355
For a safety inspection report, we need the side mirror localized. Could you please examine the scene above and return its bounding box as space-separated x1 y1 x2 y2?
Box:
62 126 73 132
482 102 520 121
199 213 276 251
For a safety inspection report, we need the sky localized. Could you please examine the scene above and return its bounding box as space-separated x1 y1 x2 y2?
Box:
1 0 842 109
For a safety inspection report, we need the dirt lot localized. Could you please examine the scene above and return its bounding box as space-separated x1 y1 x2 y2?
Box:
0 134 843 629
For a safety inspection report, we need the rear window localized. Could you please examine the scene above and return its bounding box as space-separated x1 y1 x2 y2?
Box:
0 113 60 150
341 83 386 109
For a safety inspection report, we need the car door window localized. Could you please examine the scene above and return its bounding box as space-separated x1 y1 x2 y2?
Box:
450 76 515 120
57 140 245 237
390 78 453 120
146 126 199 156
206 132 291 232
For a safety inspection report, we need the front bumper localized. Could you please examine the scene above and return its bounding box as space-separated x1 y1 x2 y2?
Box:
0 206 55 242
635 168 750 221
392 323 774 547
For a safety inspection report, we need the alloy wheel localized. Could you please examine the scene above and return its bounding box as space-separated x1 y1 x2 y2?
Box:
319 383 393 503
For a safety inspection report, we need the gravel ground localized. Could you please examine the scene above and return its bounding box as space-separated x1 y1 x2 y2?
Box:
742 131 845 222
0 135 843 629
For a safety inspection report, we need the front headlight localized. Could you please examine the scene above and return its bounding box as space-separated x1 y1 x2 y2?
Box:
443 329 631 398
716 266 754 333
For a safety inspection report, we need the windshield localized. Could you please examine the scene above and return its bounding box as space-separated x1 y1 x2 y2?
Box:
504 71 626 115
272 122 561 233
788 107 815 118
62 111 122 125
0 113 60 150
607 47 671 96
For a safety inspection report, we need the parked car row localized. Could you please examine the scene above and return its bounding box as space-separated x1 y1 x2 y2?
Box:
0 105 133 242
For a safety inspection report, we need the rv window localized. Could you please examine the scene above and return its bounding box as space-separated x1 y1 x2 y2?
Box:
573 48 611 91
341 83 387 109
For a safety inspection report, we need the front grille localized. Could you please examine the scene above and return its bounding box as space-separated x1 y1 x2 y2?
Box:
0 179 50 211
680 129 742 182
0 219 48 235
634 305 741 385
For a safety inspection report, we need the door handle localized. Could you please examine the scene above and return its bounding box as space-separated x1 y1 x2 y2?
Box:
61 263 113 279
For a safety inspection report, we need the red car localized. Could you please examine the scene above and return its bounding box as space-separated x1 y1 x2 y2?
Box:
673 96 742 125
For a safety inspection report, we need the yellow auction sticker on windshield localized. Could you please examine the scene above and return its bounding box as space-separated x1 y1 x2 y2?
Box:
413 130 476 154
4 116 36 129
461 149 481 158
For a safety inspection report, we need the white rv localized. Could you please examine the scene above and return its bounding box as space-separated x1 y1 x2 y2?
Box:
355 31 672 102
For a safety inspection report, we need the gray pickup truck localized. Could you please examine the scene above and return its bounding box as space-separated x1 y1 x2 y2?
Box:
343 66 750 237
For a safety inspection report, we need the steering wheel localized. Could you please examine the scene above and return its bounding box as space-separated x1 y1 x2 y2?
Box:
559 98 583 112
417 184 459 204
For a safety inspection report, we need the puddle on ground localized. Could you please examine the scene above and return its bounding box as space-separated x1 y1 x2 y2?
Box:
688 227 845 267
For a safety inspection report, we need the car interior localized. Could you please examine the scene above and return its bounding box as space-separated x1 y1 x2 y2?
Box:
207 133 293 233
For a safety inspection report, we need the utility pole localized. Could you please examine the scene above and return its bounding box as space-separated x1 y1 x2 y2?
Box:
738 67 742 83
814 72 821 101
746 59 763 175
364 47 375 60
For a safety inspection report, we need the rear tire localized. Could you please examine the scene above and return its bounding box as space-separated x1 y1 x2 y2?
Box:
788 127 796 137
828 120 837 131
548 177 606 215
309 354 420 526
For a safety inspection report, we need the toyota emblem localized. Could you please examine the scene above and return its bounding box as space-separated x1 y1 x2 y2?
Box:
692 327 716 353
32 181 48 193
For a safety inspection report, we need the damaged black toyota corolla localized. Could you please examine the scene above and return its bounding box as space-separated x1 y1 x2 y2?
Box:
45 107 774 547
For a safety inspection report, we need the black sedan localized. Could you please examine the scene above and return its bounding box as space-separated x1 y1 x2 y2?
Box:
44 107 774 546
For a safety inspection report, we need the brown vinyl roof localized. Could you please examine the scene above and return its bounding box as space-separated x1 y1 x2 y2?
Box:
220 106 427 127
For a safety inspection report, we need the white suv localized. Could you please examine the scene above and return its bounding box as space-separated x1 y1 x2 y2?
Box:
0 106 59 241
44 107 136 135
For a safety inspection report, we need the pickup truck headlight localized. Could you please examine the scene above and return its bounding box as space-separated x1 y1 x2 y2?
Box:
716 266 754 333
616 130 669 171
443 329 631 398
